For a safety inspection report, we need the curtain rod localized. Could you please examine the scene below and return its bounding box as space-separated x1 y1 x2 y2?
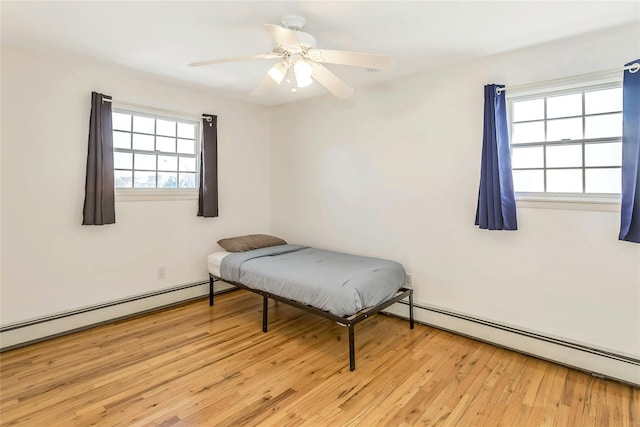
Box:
496 62 640 94
101 97 212 122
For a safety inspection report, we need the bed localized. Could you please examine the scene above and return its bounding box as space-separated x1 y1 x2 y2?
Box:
207 235 414 371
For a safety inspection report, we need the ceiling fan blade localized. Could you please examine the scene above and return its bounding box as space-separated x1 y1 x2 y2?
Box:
189 53 281 67
250 74 278 97
264 24 299 49
310 63 354 99
306 49 394 70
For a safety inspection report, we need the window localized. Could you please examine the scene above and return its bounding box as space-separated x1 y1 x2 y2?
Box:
508 82 622 197
112 109 199 190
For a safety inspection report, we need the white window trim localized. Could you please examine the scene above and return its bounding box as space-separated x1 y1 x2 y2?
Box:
506 76 623 211
112 104 202 201
516 193 620 212
115 189 198 202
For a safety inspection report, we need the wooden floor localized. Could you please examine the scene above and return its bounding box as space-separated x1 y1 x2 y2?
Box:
1 290 638 426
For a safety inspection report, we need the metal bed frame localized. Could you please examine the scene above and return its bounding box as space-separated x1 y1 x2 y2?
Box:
209 274 414 371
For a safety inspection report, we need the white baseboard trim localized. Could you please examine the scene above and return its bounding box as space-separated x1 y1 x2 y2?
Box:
384 301 640 386
0 280 235 351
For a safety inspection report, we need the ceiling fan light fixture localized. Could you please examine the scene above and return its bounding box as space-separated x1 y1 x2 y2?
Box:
267 61 289 84
293 58 313 88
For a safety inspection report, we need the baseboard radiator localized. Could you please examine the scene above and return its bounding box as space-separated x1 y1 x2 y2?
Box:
0 280 235 352
384 301 640 387
2 285 638 386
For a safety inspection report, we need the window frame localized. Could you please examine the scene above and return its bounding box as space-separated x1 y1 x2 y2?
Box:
506 78 623 208
111 106 201 202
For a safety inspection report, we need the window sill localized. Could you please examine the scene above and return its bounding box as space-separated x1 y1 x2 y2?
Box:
115 189 198 202
516 194 620 212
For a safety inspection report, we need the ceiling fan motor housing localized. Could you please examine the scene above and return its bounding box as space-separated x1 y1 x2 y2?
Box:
294 31 316 49
281 15 316 49
281 15 306 30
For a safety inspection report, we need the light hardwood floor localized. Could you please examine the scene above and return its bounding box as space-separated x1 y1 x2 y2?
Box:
1 290 638 426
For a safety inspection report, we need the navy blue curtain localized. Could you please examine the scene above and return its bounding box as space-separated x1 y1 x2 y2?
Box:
475 84 517 230
619 60 640 243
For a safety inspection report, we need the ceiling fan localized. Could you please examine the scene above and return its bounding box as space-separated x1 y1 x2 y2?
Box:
188 15 394 99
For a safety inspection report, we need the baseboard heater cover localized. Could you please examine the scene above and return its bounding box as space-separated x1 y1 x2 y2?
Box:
384 300 640 387
4 285 638 385
0 280 235 351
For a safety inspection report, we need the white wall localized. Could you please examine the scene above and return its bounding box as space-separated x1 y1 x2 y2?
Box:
2 24 638 363
270 24 640 358
1 45 271 325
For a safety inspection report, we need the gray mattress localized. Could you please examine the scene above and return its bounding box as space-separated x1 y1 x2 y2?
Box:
219 244 406 317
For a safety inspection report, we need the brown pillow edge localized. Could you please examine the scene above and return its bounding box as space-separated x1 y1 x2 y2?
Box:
217 234 288 252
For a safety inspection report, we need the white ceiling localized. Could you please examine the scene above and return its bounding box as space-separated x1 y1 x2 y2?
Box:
2 1 638 106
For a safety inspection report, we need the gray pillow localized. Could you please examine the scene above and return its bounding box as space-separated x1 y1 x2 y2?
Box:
217 234 287 252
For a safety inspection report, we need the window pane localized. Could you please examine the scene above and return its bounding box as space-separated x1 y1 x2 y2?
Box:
158 155 177 171
179 173 197 188
134 171 156 188
134 153 156 171
113 131 131 149
547 93 581 118
156 119 176 137
585 168 621 193
112 110 199 193
513 170 544 192
156 136 176 153
512 99 544 122
547 169 582 193
546 144 582 168
132 133 154 151
114 170 132 188
179 157 196 172
509 85 624 197
177 122 196 139
133 115 155 134
177 138 195 154
585 88 622 115
547 117 582 141
114 152 132 169
511 146 543 168
585 142 621 167
158 172 178 188
112 113 131 131
585 113 622 139
512 121 545 144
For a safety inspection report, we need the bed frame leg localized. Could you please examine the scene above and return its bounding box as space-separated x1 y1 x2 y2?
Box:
409 290 415 329
348 324 356 371
263 295 268 332
209 275 215 306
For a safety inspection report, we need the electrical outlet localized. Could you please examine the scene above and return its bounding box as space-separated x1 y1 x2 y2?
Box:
157 267 166 280
405 273 413 288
